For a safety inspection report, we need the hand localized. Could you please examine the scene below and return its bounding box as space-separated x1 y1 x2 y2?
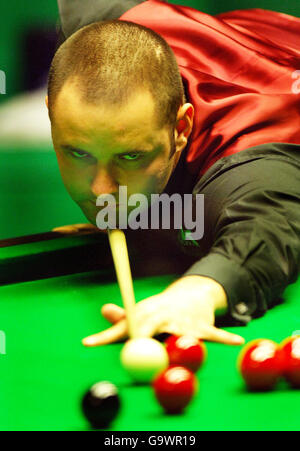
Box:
82 276 245 347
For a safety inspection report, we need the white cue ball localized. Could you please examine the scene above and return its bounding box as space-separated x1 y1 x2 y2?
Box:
120 338 169 383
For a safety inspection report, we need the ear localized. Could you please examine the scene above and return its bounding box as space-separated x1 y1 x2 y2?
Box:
45 95 49 109
171 104 194 170
175 103 194 140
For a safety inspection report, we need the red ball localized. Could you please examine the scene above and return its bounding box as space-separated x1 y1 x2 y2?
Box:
165 335 207 373
280 335 300 388
153 366 197 414
237 339 283 391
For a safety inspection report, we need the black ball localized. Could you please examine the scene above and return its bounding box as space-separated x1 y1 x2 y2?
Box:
82 381 121 428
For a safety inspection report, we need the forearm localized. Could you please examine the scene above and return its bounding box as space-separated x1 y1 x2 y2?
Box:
179 143 300 324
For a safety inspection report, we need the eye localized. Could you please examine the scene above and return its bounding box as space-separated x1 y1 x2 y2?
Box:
120 153 142 161
70 150 90 159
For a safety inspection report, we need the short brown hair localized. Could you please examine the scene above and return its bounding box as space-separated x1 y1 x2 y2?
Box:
48 20 185 131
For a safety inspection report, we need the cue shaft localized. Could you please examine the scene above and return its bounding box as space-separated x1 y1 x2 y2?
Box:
108 229 137 338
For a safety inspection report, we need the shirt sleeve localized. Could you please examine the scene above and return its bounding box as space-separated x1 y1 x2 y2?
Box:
182 143 300 325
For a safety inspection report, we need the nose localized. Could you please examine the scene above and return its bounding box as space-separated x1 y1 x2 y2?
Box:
90 165 118 198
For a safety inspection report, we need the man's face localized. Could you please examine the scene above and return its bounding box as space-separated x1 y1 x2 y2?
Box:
50 80 190 225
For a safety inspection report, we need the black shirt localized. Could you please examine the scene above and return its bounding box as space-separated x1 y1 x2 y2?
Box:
174 142 300 325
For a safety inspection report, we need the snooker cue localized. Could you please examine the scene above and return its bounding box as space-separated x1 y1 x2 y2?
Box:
108 228 137 339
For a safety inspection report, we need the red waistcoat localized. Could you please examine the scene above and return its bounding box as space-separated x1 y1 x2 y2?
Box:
120 0 300 176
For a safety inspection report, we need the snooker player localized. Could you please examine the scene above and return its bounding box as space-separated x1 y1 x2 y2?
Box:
46 0 300 346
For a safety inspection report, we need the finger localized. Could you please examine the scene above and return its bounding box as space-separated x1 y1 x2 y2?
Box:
101 303 125 324
203 325 245 345
82 319 128 347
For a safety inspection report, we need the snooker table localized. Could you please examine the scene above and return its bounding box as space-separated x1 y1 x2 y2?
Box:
1 230 300 432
